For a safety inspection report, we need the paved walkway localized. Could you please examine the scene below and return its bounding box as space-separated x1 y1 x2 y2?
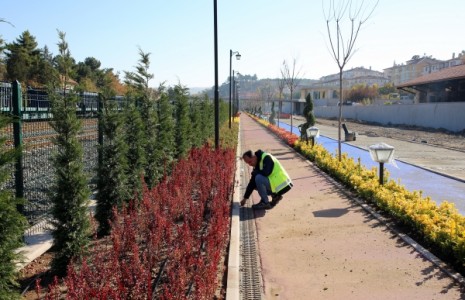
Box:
237 114 464 299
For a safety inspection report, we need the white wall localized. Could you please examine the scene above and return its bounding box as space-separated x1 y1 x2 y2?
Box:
314 102 465 132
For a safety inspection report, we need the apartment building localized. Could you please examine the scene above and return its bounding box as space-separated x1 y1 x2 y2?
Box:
422 52 464 75
383 55 440 86
299 66 389 105
384 53 465 86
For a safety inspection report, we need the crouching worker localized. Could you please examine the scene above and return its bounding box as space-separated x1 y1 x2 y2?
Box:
240 149 293 210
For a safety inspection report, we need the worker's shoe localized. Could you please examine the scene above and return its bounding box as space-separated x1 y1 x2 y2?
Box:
252 201 271 210
271 194 283 207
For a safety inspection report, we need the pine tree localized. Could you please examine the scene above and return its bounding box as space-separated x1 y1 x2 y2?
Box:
48 31 90 275
199 94 214 143
189 96 203 148
5 30 42 85
125 49 159 188
36 45 58 86
174 84 191 159
95 76 130 236
0 115 26 299
123 98 146 200
156 87 175 173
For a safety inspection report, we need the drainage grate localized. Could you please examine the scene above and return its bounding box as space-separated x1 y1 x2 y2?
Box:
239 162 263 300
240 206 263 300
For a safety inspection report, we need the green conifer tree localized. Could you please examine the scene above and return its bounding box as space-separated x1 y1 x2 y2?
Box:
301 93 316 134
95 77 130 236
199 94 214 143
174 84 191 159
189 96 203 148
123 98 146 200
4 30 41 85
156 87 175 173
48 31 90 275
0 115 26 300
125 49 159 188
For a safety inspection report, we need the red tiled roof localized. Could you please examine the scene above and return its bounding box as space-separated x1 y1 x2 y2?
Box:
397 64 465 88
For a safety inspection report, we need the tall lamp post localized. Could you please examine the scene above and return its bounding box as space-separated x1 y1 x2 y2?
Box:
213 0 219 148
229 49 241 128
368 143 395 185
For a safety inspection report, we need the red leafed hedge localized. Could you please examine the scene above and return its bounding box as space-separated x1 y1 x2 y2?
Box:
63 145 235 299
267 123 299 146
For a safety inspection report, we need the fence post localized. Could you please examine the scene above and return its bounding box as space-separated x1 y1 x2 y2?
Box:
12 80 24 214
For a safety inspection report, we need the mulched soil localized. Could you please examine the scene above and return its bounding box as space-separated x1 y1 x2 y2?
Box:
18 250 58 299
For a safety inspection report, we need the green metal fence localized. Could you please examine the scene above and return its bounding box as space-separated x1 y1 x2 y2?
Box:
0 81 121 234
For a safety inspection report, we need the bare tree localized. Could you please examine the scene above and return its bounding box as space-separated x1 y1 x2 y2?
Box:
281 58 303 134
258 80 275 117
323 0 378 160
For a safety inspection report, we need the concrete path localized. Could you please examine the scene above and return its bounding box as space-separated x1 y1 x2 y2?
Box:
238 113 464 299
16 200 96 270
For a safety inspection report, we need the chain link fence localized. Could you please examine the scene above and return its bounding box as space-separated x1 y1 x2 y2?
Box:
0 81 123 234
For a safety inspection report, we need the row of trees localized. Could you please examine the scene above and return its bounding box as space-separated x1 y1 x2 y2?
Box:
0 26 309 103
0 29 125 94
53 31 220 273
1 29 225 298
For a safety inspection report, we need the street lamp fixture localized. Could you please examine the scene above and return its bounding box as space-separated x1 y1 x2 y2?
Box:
306 126 320 147
229 49 241 128
368 143 395 185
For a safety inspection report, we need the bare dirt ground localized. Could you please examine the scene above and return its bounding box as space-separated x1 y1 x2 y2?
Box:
315 117 465 152
18 250 56 298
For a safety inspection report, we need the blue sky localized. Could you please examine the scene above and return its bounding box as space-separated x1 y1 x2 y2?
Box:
1 0 464 89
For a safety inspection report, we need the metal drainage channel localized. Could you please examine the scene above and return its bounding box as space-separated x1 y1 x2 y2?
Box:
240 206 263 299
239 167 263 299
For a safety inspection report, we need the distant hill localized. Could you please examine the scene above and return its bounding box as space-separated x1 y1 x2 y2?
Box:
201 74 317 100
189 87 210 95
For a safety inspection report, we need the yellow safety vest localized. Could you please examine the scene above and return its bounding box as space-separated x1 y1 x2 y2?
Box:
259 152 292 193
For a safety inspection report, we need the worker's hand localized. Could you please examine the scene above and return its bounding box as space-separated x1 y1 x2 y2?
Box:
240 198 247 206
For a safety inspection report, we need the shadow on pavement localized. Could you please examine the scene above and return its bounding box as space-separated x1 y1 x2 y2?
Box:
312 208 349 218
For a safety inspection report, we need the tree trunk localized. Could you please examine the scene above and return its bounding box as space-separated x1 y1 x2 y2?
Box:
338 68 343 161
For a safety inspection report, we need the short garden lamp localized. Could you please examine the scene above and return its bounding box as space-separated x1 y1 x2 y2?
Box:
306 126 320 147
368 143 395 185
